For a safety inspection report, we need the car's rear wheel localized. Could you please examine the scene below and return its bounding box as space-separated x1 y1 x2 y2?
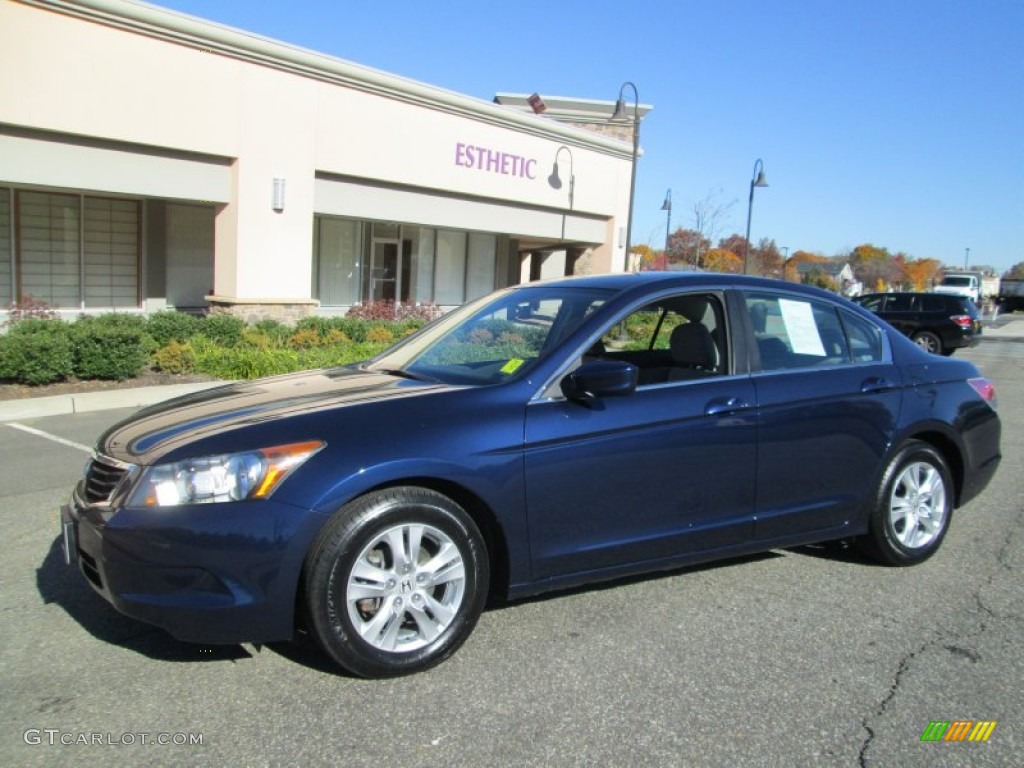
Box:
911 331 942 354
303 487 489 678
859 441 953 566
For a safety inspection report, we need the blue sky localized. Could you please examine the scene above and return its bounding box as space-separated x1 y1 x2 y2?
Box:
154 0 1023 273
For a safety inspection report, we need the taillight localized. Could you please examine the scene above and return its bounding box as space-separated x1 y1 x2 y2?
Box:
951 314 973 329
968 377 997 409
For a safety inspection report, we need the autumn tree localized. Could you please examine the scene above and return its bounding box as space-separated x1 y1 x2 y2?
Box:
690 190 736 268
902 258 942 290
667 228 711 267
718 234 749 266
703 248 742 274
1003 261 1024 279
849 244 901 290
784 250 828 282
748 238 783 277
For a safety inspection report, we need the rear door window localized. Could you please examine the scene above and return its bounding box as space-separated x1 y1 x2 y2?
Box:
745 293 849 371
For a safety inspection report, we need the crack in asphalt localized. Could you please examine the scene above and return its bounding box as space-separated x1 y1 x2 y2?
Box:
858 641 928 768
858 506 1024 766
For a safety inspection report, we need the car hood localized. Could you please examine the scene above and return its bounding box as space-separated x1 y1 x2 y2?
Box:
98 366 454 464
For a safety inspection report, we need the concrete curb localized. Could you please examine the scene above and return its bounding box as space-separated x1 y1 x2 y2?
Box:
0 382 225 423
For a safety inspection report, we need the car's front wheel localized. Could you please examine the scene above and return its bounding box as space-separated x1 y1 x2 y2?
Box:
859 441 953 566
911 330 942 354
303 487 489 677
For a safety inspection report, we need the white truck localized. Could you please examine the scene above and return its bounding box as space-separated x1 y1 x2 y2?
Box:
933 271 983 305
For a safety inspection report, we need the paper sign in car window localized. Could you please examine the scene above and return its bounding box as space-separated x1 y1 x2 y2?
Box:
500 358 525 374
778 299 826 356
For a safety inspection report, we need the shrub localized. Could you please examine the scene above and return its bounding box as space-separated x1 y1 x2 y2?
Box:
6 317 68 338
151 340 196 375
189 341 389 380
253 319 292 346
71 324 148 380
0 330 74 384
147 311 203 346
346 300 443 323
323 328 351 345
200 314 246 347
365 325 395 344
239 329 278 350
288 327 324 349
4 294 58 325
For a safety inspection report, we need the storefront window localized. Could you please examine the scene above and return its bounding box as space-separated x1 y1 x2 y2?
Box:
435 230 467 305
0 189 11 307
314 217 362 306
466 232 496 301
3 190 141 310
313 216 501 308
406 226 435 304
84 197 139 308
18 191 81 309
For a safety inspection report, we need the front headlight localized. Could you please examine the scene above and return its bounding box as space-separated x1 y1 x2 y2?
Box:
127 441 325 507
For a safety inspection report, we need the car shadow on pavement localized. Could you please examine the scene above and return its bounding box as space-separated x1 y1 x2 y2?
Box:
789 538 872 564
488 550 785 613
37 536 253 664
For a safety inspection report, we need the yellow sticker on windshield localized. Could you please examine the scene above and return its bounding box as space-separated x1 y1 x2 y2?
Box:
500 358 525 374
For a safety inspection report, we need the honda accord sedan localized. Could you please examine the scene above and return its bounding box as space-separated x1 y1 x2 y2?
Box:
62 273 1001 677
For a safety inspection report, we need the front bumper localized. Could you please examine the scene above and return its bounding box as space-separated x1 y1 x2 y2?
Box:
62 486 327 645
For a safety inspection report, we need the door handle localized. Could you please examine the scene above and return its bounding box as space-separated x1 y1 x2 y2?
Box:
705 397 752 416
861 377 895 394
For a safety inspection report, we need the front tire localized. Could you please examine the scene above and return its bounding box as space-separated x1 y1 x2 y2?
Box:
859 441 953 566
303 487 489 678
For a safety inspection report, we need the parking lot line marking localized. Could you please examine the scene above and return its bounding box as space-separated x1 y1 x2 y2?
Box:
5 423 92 455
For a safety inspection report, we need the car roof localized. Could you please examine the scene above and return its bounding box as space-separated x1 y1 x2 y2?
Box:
515 271 843 299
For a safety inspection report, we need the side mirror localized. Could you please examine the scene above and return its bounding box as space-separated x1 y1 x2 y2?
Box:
560 360 639 403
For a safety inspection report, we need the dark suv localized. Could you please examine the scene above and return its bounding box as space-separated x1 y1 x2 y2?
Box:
853 292 981 355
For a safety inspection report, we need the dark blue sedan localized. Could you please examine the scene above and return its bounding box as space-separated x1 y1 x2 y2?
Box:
62 273 1001 677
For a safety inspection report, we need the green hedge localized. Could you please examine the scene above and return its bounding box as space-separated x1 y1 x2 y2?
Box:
0 330 74 384
0 311 409 385
71 324 149 380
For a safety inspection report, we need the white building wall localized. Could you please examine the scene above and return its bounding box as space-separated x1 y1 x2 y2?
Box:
0 0 636 309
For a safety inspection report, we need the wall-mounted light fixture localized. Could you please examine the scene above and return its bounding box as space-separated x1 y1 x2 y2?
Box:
272 177 286 212
548 145 575 210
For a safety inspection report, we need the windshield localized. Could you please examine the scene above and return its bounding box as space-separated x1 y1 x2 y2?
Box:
941 276 973 287
365 285 613 385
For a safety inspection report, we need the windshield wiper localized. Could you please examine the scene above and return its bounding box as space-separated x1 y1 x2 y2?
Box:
370 367 439 383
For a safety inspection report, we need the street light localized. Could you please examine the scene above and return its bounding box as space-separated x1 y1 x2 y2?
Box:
661 188 672 260
741 158 768 274
611 81 639 272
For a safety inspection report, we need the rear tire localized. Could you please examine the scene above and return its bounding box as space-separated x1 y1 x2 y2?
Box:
303 487 488 678
859 441 953 566
911 331 942 355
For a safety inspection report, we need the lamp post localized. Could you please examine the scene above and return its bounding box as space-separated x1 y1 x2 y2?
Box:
661 188 672 261
741 158 768 274
612 81 639 272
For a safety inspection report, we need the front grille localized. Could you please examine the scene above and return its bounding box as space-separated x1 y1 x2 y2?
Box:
83 455 131 504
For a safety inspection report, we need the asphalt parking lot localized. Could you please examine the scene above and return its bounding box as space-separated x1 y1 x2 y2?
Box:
2 321 1022 767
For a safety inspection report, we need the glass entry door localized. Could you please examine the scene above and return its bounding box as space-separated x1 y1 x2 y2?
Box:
370 238 399 301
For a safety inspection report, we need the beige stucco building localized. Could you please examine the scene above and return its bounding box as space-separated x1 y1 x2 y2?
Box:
0 0 648 321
